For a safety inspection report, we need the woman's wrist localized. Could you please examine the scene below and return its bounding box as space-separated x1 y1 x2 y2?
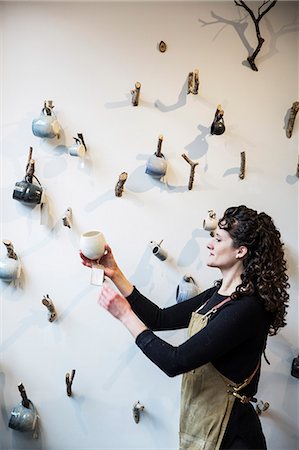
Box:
120 309 148 339
111 269 134 297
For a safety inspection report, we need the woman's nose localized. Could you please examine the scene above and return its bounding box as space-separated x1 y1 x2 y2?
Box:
207 241 213 250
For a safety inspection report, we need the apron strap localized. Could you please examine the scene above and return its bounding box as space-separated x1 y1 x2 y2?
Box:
198 296 232 318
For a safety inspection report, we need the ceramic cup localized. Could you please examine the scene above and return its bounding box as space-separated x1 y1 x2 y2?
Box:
32 111 60 139
68 143 86 158
145 154 167 179
0 256 21 281
150 241 168 261
80 231 106 260
13 180 43 205
8 401 38 433
203 210 218 233
176 274 200 303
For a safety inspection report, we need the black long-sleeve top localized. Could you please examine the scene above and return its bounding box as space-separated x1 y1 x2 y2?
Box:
127 286 271 396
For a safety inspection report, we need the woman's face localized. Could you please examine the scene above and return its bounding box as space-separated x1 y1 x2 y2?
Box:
206 227 242 270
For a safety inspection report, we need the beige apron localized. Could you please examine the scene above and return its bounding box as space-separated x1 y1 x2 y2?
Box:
179 298 236 450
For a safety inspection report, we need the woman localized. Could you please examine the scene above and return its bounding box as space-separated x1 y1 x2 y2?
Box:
81 205 289 449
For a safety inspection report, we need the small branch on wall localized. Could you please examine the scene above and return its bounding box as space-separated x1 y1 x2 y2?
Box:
65 369 76 397
234 0 277 71
187 70 199 95
115 172 128 197
42 294 57 322
239 151 246 179
286 101 299 138
131 82 141 106
18 383 30 408
26 146 35 183
62 208 72 228
296 156 299 178
155 135 164 157
181 154 199 190
2 239 18 260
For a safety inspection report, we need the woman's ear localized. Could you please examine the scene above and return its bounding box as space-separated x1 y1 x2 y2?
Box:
236 246 248 259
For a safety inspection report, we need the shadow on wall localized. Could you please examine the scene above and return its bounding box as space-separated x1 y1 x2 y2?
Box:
198 7 299 70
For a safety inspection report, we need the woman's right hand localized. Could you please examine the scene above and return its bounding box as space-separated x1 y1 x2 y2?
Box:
80 244 120 280
80 244 134 297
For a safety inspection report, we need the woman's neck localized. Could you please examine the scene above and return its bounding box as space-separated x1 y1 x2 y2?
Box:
218 268 243 296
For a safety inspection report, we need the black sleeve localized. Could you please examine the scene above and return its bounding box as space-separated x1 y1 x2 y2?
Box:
135 297 265 378
126 286 217 331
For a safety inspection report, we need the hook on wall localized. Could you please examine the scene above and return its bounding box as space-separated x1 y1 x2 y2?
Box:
131 82 141 106
239 151 246 180
187 69 199 95
42 294 57 322
286 101 299 138
181 153 199 190
65 369 76 397
62 208 72 228
158 41 167 52
115 172 128 197
132 400 144 423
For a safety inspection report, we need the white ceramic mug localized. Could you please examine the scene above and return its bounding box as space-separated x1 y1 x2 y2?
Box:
68 143 86 158
203 210 218 232
80 231 106 260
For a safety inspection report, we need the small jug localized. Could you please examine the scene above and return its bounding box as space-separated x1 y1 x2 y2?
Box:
32 100 61 139
0 240 21 281
68 133 87 158
176 274 200 303
8 400 38 435
203 210 218 235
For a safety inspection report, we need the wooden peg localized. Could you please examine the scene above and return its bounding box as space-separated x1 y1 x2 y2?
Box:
62 208 72 228
115 172 128 197
65 369 76 397
158 41 167 52
286 101 299 138
239 151 246 179
18 383 30 408
25 146 35 183
131 82 141 106
42 294 57 322
181 153 199 190
2 240 18 260
155 135 164 157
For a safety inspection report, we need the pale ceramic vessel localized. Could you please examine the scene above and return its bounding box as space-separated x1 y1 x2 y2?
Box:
68 143 86 158
176 274 201 303
8 400 38 432
203 210 218 232
145 154 167 179
80 231 106 260
0 256 21 281
32 108 60 139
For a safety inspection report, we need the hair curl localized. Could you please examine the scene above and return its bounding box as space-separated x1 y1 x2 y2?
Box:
217 205 289 336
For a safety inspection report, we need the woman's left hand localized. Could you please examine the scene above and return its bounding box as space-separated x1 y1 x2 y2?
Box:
98 283 131 321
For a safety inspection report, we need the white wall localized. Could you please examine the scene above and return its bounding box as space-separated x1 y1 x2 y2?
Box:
0 1 298 449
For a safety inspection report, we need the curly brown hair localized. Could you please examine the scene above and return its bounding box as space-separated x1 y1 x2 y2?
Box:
217 205 289 336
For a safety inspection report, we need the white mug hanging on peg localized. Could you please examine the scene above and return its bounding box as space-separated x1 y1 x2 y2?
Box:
32 100 61 139
80 230 106 286
203 210 218 236
0 240 21 282
68 133 87 157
